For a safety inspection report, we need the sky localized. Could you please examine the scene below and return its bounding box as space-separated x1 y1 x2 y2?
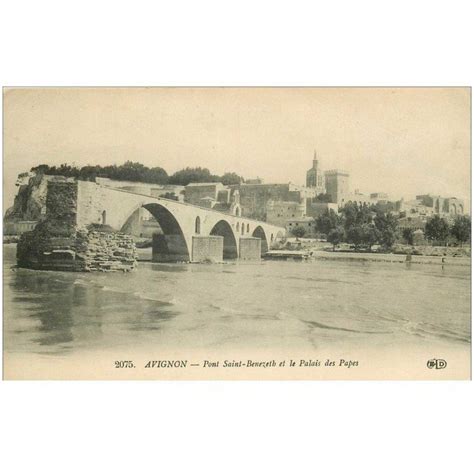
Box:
3 87 471 211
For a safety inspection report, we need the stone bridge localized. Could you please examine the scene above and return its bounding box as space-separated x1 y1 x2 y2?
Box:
76 181 286 262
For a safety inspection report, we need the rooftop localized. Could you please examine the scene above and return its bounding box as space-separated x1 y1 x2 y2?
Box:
186 182 223 187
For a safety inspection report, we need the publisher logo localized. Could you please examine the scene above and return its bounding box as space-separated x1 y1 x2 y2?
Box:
427 359 447 369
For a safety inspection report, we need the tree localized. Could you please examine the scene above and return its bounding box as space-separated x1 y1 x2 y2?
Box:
346 225 365 251
31 161 169 185
291 225 306 239
425 215 450 245
374 212 398 250
450 216 471 247
327 226 345 251
168 167 220 185
315 209 340 235
361 224 379 251
340 202 373 230
221 172 243 185
402 228 414 245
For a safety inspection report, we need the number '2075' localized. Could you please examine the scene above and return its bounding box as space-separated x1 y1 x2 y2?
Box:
115 361 135 368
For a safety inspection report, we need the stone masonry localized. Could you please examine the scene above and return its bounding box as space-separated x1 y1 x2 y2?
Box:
17 181 138 272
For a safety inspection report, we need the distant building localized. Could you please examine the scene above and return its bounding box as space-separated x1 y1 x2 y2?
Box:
96 177 185 201
324 169 350 205
306 151 326 195
184 182 227 206
345 189 376 207
235 182 316 221
306 202 339 218
245 177 263 185
415 194 465 216
286 217 318 238
184 182 241 216
397 194 465 219
266 200 306 227
370 192 389 200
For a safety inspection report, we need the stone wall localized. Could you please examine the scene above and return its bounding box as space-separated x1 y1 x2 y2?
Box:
16 179 137 272
17 227 137 272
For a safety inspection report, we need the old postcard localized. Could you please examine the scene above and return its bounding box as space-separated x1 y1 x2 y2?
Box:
2 87 471 380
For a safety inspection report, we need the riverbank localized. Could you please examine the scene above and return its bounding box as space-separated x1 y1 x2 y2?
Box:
312 250 471 266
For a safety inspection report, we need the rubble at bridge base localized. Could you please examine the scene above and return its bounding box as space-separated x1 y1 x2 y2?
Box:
17 225 137 272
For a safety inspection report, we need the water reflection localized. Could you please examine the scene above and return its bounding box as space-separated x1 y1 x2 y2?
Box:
5 265 180 354
9 271 77 350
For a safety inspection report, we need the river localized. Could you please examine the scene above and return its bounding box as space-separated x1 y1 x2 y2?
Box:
3 243 470 361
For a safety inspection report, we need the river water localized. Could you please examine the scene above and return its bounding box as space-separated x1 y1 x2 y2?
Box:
2 244 470 362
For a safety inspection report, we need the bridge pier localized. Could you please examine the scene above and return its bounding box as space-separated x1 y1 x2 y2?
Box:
239 237 262 260
191 236 224 263
152 234 190 263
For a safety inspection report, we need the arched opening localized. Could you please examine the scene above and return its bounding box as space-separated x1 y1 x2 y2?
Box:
120 207 162 239
195 216 201 234
235 207 240 217
252 225 269 256
241 224 244 235
139 203 190 262
246 223 250 233
101 210 107 225
210 220 238 260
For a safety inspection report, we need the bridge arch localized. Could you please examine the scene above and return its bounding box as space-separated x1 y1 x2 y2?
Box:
141 203 190 262
252 225 269 255
210 220 238 259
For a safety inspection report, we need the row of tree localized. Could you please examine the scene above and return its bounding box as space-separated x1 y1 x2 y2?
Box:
311 203 399 251
30 162 245 186
291 203 471 250
402 215 471 247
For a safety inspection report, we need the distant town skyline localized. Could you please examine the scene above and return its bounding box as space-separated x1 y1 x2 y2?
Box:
3 87 470 211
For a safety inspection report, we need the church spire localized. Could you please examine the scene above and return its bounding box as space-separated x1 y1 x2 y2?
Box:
313 149 318 169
